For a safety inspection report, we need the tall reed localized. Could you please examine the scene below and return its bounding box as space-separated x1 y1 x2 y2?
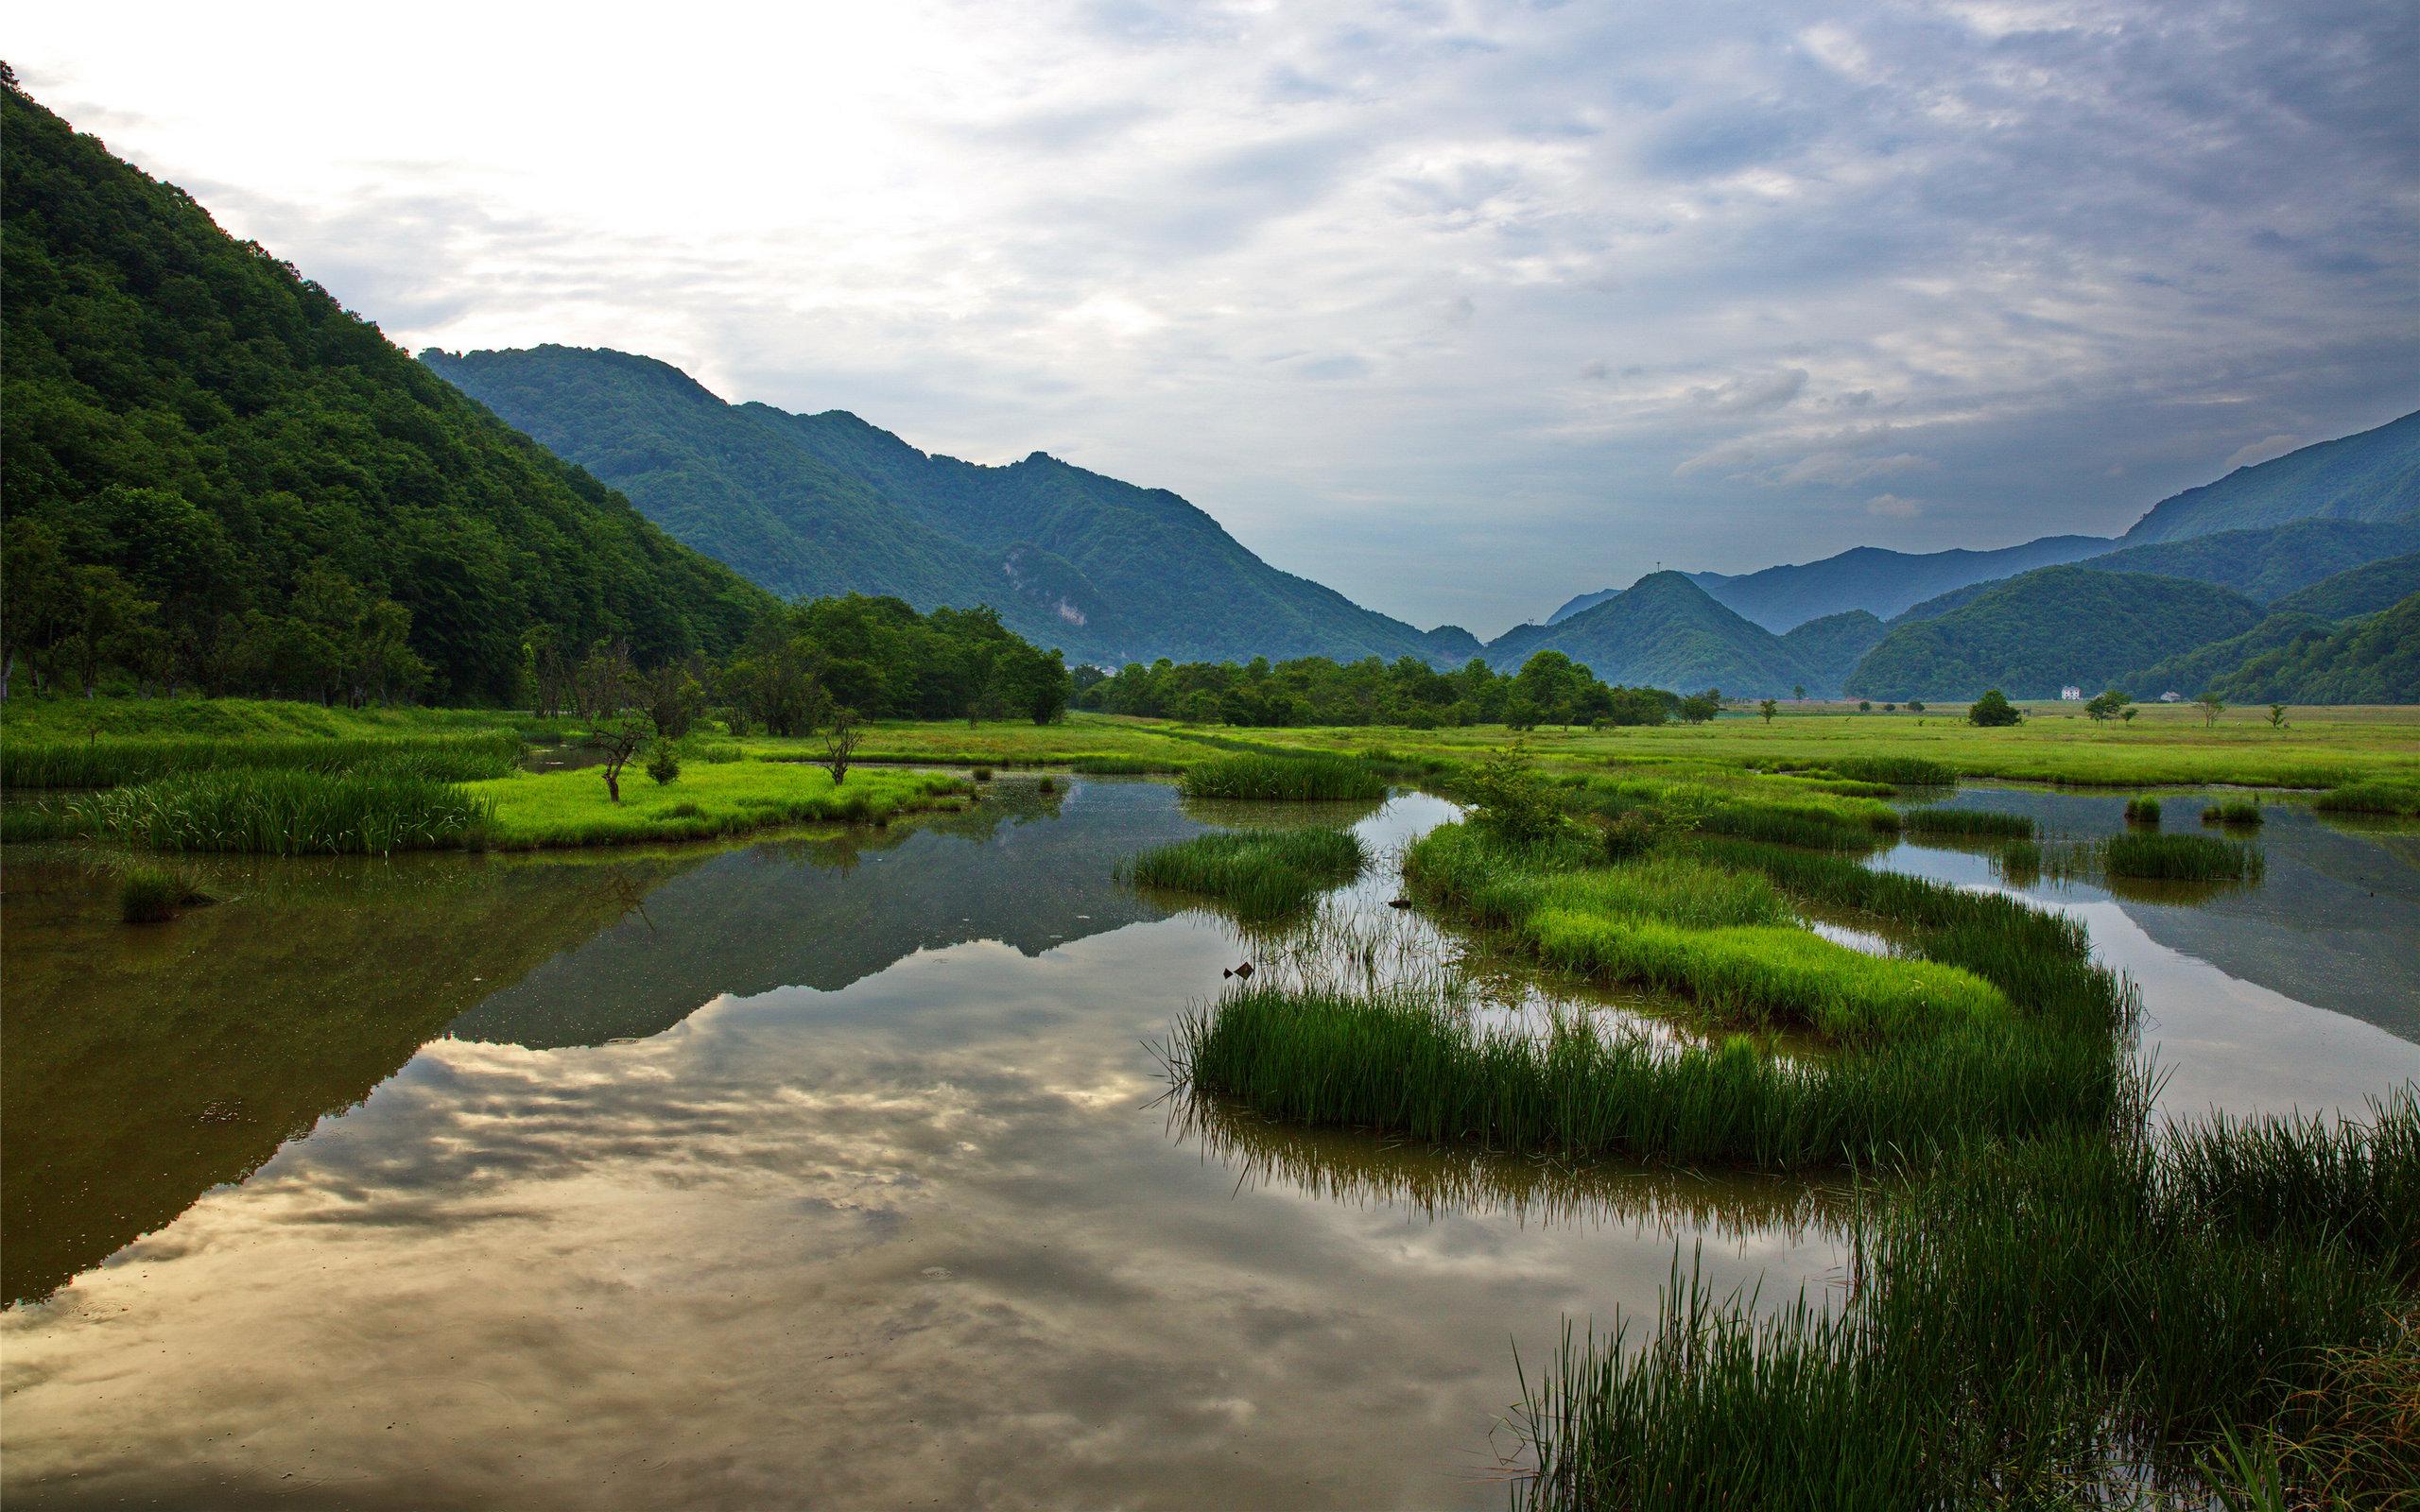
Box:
75 768 494 855
1126 827 1367 919
0 730 522 788
1178 753 1388 801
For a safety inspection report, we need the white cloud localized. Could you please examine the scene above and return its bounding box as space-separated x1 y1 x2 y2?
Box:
1865 493 1925 518
2221 434 2304 472
9 0 2418 635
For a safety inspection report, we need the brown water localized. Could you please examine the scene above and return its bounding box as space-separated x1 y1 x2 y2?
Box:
4 777 2413 1508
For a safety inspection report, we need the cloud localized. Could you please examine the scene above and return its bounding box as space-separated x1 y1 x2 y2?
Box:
10 0 2418 635
1865 492 1925 518
2221 434 2304 472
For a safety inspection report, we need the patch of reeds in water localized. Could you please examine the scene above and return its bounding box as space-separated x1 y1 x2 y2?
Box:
1824 754 1958 788
1177 752 1388 801
1902 805 2036 841
75 768 495 855
0 730 523 789
2313 780 2420 817
2202 798 2265 827
2125 796 2163 825
2104 830 2263 883
1126 827 1367 919
1512 1092 2420 1511
115 860 216 922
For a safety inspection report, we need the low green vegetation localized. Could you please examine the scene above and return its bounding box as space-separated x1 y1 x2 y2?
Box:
0 730 523 789
1178 753 1388 801
1126 828 1367 919
2202 799 2265 826
115 862 213 923
465 762 966 849
76 767 495 856
1515 1097 2419 1510
2104 830 2263 883
2315 779 2420 816
2124 796 2163 824
1901 806 2035 840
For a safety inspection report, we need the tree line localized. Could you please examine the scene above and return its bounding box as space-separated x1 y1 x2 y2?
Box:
1074 648 1706 728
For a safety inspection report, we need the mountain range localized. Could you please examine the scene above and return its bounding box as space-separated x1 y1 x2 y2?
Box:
423 346 1478 670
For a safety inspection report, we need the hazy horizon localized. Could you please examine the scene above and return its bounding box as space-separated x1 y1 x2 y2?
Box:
15 2 2419 636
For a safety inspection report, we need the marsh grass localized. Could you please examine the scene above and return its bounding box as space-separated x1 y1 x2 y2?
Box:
2313 780 2420 817
2203 799 2266 827
2105 830 2264 882
1902 806 2036 840
115 861 215 922
1178 752 1387 801
1513 1094 2420 1511
0 730 523 789
1126 827 1368 919
1825 754 1958 787
466 762 966 848
2126 796 2164 825
77 768 494 855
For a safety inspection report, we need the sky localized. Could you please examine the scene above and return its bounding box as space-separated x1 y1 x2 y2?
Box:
14 1 2420 636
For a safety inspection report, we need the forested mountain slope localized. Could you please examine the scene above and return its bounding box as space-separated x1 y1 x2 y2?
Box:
0 83 769 702
1495 572 1821 696
1779 610 1887 691
424 345 1469 669
2118 411 2420 544
2205 594 2420 704
1843 567 2265 701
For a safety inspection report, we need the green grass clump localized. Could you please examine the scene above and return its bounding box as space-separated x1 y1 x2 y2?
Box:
1826 754 1957 787
1515 1095 2420 1510
1126 827 1367 919
1178 753 1387 801
0 730 522 789
2314 780 2420 816
2124 796 2162 825
2202 799 2264 827
1901 806 2035 841
77 769 494 856
465 762 965 848
2104 830 2263 882
116 863 214 922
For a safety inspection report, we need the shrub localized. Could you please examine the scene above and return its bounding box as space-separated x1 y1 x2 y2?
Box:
1969 690 2022 727
646 739 682 786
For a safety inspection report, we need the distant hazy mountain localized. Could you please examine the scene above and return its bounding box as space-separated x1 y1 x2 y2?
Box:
1684 537 2117 632
1779 610 1888 691
424 345 1468 668
2118 411 2420 544
1493 572 1821 696
2080 520 2420 602
1843 566 2266 700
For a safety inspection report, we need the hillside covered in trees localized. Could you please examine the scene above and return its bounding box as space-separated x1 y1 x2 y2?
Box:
1488 572 1824 698
423 345 1479 671
1843 567 2266 700
0 82 773 704
1075 649 1685 728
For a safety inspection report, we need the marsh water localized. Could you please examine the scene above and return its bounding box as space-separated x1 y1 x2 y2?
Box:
4 778 2416 1508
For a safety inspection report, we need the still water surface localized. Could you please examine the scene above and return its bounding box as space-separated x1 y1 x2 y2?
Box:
3 777 2413 1507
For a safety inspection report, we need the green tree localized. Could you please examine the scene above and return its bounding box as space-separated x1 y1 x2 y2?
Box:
1968 689 2022 727
1758 698 1779 724
2084 689 2131 723
2267 703 2289 729
2195 692 2226 729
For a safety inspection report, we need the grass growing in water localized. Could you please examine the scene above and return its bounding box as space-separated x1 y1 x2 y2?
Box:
78 768 494 856
1126 827 1368 919
1901 806 2035 840
2314 779 2420 817
1179 753 1387 801
0 730 523 788
115 862 215 922
2203 799 2265 827
1513 1094 2420 1510
2125 796 2163 825
2105 830 2263 882
1824 754 1957 787
466 763 966 848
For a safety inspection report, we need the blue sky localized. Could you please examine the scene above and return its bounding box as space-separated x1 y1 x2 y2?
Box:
16 1 2419 635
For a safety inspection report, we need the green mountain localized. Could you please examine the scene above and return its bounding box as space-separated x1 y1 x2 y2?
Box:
2119 611 2339 700
2270 552 2420 622
2205 594 2420 704
2118 411 2420 544
2071 520 2420 602
423 345 1467 669
1497 572 1819 696
1779 610 1886 692
0 84 769 701
1843 567 2266 701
